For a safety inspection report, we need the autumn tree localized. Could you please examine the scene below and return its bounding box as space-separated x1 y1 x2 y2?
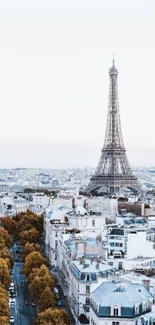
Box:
0 258 11 288
0 217 18 238
0 285 8 298
0 237 6 250
0 247 13 269
0 285 9 316
36 308 71 325
0 296 10 317
0 316 10 325
38 287 56 311
23 252 48 276
0 229 12 248
29 272 55 304
19 228 39 245
28 265 53 282
24 242 40 257
19 223 35 233
17 212 43 234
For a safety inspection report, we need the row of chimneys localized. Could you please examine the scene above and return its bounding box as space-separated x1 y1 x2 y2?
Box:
79 257 101 269
72 198 88 210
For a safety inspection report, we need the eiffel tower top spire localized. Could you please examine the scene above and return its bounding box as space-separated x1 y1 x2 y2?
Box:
104 57 124 150
109 53 118 76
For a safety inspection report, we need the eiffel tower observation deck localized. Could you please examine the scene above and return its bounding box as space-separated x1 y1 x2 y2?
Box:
87 58 140 195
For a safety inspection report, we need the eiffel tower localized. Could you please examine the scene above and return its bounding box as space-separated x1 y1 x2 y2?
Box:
87 58 139 195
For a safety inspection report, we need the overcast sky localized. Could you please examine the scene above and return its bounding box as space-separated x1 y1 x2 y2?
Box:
0 0 154 168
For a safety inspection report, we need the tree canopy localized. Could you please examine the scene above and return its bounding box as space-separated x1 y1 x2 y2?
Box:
38 287 56 312
0 258 11 288
24 242 40 257
23 251 48 276
19 227 40 244
0 229 12 248
36 308 71 325
0 217 18 237
0 316 10 325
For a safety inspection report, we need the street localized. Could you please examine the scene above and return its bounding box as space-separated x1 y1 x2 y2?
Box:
10 242 37 325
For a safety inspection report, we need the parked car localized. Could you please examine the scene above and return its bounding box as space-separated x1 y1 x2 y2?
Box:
9 298 15 308
54 287 59 294
15 258 20 262
9 316 15 324
58 300 63 307
56 293 60 299
30 302 37 307
9 283 15 291
9 291 15 298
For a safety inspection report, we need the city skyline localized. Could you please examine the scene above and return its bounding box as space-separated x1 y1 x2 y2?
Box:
0 141 155 168
0 0 155 167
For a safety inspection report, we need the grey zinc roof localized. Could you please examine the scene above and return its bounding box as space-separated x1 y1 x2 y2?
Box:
91 282 153 307
72 260 115 273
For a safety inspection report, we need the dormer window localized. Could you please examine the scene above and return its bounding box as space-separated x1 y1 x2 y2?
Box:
111 307 120 316
113 308 119 316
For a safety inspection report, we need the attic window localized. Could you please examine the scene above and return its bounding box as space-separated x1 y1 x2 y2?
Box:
111 307 120 317
113 308 119 316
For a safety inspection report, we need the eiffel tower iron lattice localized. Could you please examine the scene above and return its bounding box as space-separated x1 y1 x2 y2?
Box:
87 58 140 194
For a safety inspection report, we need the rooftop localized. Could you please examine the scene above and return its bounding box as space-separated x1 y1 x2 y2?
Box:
91 281 153 307
72 259 115 273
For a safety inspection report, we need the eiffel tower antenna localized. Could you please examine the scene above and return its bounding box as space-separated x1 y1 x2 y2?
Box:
87 58 140 195
113 53 115 66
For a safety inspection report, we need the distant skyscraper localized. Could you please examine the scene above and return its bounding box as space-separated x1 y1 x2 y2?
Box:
87 58 139 194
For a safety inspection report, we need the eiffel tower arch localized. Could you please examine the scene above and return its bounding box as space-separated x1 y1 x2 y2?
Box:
87 58 140 195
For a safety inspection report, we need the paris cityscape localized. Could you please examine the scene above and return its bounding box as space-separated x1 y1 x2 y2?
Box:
1 1 155 325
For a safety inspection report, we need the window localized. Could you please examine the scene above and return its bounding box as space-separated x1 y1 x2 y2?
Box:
86 298 90 305
92 220 95 227
115 243 123 247
86 285 90 293
112 322 119 325
55 231 58 237
86 275 90 281
113 308 119 316
81 273 85 281
55 241 58 249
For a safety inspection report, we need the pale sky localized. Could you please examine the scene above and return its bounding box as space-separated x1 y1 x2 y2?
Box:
0 0 155 168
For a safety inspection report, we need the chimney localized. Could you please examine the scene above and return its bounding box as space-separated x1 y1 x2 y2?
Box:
142 279 150 292
72 197 76 209
79 258 83 265
96 263 100 270
83 199 88 210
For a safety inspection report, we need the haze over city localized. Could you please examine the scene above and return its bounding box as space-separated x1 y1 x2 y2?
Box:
0 0 155 167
